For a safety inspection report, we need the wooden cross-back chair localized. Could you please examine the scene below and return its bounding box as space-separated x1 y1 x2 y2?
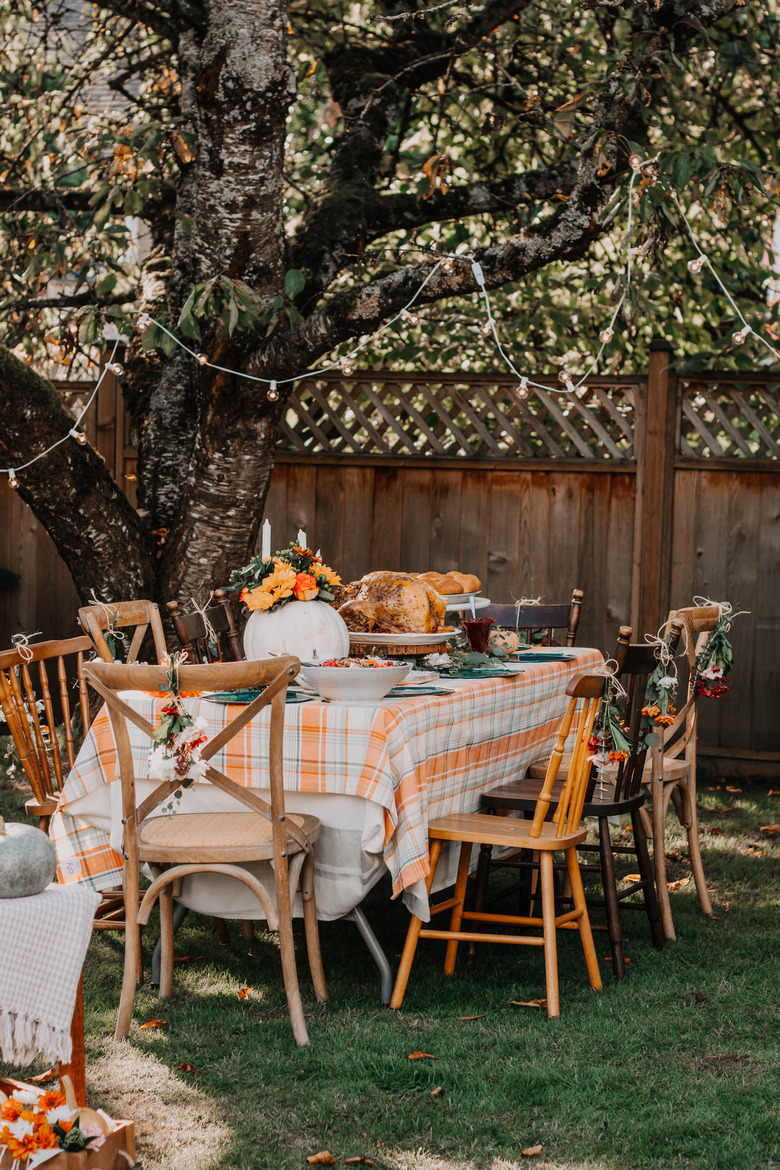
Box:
474 622 684 977
78 600 167 664
646 604 720 939
480 588 584 647
83 656 327 1047
0 636 126 932
166 590 242 663
389 673 604 1018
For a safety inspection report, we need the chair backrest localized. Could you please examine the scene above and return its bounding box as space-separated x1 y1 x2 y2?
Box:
78 599 168 664
659 605 720 761
0 636 93 826
610 619 684 802
481 588 584 646
530 672 603 838
166 590 243 663
82 657 306 878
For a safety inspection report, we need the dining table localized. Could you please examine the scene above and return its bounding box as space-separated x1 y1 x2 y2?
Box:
50 645 602 999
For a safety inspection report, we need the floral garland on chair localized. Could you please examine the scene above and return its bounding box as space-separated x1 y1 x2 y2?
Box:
588 676 632 772
691 598 745 699
149 653 208 812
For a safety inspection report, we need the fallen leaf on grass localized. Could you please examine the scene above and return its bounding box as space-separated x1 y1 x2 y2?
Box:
707 786 723 791
458 1014 487 1020
430 1086 443 1098
603 956 631 963
28 1068 57 1084
521 1145 543 1157
759 823 780 834
710 806 734 814
694 990 709 1003
621 873 641 882
238 987 252 999
667 877 691 891
725 786 743 793
306 1153 334 1165
702 826 723 836
509 999 547 1009
178 1062 196 1072
173 955 206 964
345 1158 374 1165
408 1051 436 1060
139 1018 167 1029
768 790 780 796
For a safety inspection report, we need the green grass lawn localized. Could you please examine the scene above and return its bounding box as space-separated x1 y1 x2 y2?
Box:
2 750 779 1170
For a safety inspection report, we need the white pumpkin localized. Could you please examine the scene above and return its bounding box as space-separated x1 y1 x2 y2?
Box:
243 599 350 662
0 816 57 899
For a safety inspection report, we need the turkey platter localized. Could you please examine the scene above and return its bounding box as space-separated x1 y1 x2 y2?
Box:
337 571 447 634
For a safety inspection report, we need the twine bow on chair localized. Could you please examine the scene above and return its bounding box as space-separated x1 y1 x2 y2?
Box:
11 631 42 663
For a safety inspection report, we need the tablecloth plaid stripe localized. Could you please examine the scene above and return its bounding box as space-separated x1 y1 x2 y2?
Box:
51 650 601 899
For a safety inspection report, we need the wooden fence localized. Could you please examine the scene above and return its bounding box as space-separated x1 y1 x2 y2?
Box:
1 343 778 762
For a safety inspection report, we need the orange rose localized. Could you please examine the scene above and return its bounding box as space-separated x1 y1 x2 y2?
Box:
293 572 319 601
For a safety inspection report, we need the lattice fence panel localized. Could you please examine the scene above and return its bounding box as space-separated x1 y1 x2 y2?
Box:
679 379 780 458
279 376 638 460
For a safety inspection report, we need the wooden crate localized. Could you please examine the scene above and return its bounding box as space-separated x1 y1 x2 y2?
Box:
0 1078 135 1170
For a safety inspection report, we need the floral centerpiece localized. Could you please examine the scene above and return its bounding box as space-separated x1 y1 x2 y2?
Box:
229 541 349 662
229 542 341 612
0 1086 105 1162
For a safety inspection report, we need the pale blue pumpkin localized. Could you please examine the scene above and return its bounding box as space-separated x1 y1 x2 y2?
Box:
0 817 57 898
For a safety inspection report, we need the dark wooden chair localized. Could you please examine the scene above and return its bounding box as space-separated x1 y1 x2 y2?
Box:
390 673 604 1018
0 636 126 932
472 621 684 977
166 589 242 663
480 588 584 646
78 599 168 664
83 656 328 1046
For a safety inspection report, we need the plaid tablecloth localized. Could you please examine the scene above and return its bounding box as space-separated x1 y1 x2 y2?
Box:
51 648 601 912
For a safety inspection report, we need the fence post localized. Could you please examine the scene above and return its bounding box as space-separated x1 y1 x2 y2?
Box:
631 337 677 639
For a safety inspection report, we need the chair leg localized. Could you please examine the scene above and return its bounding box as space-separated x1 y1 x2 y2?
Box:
158 885 174 999
301 851 328 1003
242 919 255 942
679 779 713 916
465 843 492 968
652 780 676 942
631 807 665 950
273 851 309 1047
115 874 141 1040
539 851 560 1018
565 847 602 993
443 842 472 976
597 817 625 979
390 839 443 1010
213 917 231 944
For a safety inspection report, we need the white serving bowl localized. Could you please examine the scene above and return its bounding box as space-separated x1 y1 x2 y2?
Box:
298 661 411 701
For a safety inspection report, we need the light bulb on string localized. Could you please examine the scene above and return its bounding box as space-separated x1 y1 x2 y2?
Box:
629 153 643 171
517 377 530 400
69 428 87 445
267 380 279 402
196 353 209 365
599 327 614 344
557 369 571 385
481 319 494 337
108 362 123 376
733 326 752 345
340 359 354 376
688 256 704 274
7 470 19 490
406 312 419 326
138 313 151 329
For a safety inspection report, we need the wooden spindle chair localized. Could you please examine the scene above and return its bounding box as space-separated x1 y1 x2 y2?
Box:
83 656 328 1047
0 636 125 931
389 673 604 1018
78 599 168 664
166 589 242 663
480 587 583 647
645 605 720 939
473 622 684 977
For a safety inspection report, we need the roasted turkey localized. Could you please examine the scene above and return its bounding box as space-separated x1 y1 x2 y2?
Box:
338 571 446 634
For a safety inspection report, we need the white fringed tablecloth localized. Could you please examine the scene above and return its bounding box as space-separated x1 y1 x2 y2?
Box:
0 883 99 1065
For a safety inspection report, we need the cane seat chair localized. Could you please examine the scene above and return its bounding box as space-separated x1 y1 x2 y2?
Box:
644 605 719 939
480 588 583 647
78 599 167 664
389 673 604 1018
166 590 242 663
475 622 684 977
0 636 126 931
83 655 327 1047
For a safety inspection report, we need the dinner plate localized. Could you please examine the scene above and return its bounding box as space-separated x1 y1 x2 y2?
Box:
203 689 313 704
440 591 482 606
348 630 453 646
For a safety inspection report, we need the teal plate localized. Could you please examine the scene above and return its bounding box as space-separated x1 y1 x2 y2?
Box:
440 668 524 679
507 652 575 663
203 689 312 704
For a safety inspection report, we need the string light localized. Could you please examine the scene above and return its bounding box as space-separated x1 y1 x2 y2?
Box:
340 359 354 375
481 319 494 337
517 377 529 399
7 470 18 490
629 153 643 172
108 362 124 376
405 312 420 326
267 380 279 402
688 256 704 274
733 326 752 345
69 428 87 445
599 327 614 344
196 353 209 365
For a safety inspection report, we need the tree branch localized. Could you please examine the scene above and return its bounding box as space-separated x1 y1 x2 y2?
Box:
0 292 135 312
